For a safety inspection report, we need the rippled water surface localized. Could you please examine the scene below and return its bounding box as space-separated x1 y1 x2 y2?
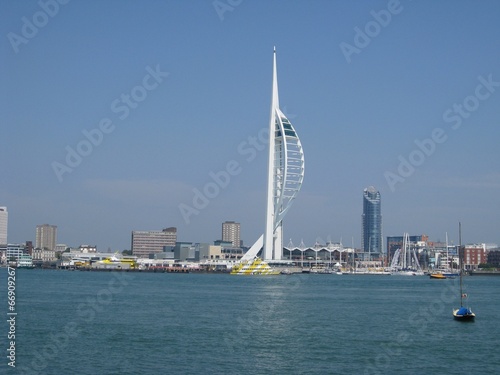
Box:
2 268 500 374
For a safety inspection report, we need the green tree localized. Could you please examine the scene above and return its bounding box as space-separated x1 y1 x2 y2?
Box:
478 263 496 269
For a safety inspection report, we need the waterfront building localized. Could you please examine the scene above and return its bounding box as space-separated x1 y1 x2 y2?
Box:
32 248 57 263
55 244 68 253
36 224 57 251
222 221 241 248
174 242 195 262
487 249 500 267
284 241 345 265
79 244 97 253
463 244 486 270
196 242 244 262
0 207 7 245
25 240 34 256
6 244 24 262
154 251 175 260
361 187 382 259
214 240 232 247
243 48 305 262
132 227 177 258
197 243 220 261
426 240 457 270
221 246 244 260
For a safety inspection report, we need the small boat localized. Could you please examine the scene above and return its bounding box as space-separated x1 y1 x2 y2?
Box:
430 273 447 279
452 222 475 321
453 305 475 321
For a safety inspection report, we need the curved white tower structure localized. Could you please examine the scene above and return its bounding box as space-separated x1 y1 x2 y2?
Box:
243 48 305 261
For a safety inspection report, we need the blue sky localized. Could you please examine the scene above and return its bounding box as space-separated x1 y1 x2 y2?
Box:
1 0 499 250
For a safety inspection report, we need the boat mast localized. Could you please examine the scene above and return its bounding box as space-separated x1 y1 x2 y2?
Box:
459 222 463 307
402 234 406 269
446 232 449 272
352 237 355 272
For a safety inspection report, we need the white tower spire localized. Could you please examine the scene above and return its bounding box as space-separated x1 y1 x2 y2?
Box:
263 47 280 260
243 48 305 262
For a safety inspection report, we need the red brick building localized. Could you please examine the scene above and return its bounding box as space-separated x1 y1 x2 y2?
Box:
463 244 486 270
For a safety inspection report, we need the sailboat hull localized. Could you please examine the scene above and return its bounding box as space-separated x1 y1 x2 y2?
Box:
453 309 475 321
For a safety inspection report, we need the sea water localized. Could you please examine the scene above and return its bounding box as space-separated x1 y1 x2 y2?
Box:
2 268 500 374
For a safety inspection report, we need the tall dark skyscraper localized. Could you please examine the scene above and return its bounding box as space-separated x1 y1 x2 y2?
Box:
362 186 382 258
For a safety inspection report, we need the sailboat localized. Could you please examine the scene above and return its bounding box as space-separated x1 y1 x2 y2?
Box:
389 233 424 275
430 233 457 279
452 222 475 321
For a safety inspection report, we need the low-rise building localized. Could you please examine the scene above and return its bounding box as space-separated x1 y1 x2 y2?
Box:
197 243 222 261
174 242 195 262
32 248 56 263
487 249 500 267
79 244 97 253
6 244 24 262
55 244 68 253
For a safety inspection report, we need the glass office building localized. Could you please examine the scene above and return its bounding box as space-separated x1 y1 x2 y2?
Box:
362 186 382 258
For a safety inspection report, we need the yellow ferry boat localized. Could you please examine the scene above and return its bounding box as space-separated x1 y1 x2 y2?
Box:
230 258 280 275
95 255 137 269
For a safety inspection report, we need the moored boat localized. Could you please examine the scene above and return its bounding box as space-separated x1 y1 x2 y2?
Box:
453 306 475 321
17 255 35 269
230 258 280 275
453 222 475 321
430 273 447 279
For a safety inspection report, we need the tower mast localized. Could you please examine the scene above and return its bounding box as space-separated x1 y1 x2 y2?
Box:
264 47 280 260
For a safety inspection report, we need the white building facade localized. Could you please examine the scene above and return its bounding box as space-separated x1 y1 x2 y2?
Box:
36 224 57 251
0 207 7 245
